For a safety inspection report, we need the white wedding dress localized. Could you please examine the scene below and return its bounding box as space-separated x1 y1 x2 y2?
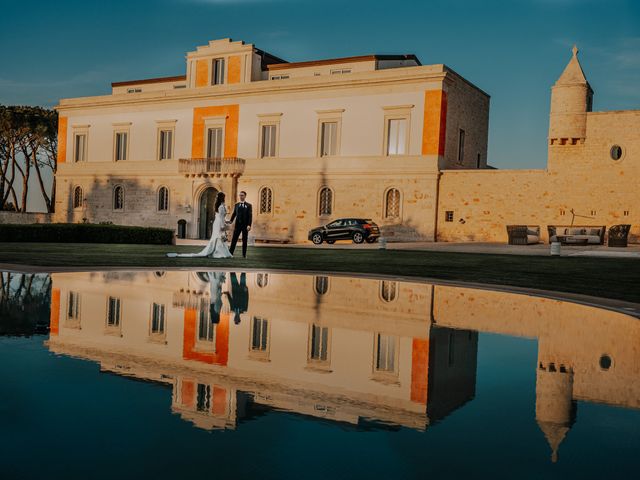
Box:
167 204 233 258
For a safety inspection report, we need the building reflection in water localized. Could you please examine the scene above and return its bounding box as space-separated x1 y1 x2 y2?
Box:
46 271 640 462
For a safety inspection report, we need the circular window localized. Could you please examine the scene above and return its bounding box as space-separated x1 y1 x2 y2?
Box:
154 271 166 278
610 145 623 161
599 354 612 370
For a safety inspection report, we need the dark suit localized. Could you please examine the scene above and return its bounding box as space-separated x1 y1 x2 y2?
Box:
225 272 249 324
229 201 252 257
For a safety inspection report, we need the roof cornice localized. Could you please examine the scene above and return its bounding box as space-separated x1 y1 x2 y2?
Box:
56 65 454 112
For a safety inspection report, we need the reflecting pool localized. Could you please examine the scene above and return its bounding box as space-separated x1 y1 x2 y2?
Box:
1 270 639 479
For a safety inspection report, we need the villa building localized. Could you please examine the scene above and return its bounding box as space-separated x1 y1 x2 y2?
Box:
54 39 638 243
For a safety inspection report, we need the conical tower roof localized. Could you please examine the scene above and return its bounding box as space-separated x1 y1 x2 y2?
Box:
538 421 570 463
555 45 589 86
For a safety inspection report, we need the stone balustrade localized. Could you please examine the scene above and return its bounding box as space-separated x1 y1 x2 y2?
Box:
178 157 245 178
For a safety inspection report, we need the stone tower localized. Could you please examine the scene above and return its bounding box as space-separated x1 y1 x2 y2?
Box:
548 46 593 145
535 360 576 463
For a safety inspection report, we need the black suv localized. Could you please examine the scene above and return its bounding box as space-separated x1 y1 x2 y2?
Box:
308 218 380 245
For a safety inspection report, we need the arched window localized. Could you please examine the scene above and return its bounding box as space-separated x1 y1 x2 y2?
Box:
158 186 169 211
73 186 83 209
113 185 124 211
314 276 329 295
259 187 273 214
380 280 398 302
385 188 401 219
318 187 333 216
256 273 269 288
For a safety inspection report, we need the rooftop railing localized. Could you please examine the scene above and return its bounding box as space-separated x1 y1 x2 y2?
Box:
178 157 245 177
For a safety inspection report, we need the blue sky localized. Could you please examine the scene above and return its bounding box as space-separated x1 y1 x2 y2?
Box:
1 0 638 171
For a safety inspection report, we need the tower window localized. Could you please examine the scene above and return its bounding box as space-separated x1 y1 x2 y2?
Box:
610 145 623 161
445 211 454 222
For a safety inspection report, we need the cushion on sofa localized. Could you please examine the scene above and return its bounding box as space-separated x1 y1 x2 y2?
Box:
589 228 601 236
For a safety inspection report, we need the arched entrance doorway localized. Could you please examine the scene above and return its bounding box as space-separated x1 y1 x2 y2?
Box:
199 187 218 239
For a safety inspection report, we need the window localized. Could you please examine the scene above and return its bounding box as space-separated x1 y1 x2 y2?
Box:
73 133 87 162
380 281 397 302
198 309 216 344
386 119 407 155
330 69 351 74
73 186 83 209
314 276 329 295
270 75 290 80
256 273 269 288
599 354 612 370
207 127 223 158
196 384 211 412
375 334 398 373
457 129 465 164
114 131 128 161
107 296 121 327
67 291 80 320
113 185 124 211
212 58 225 85
477 153 481 169
384 188 400 219
610 145 623 161
158 186 169 212
250 317 269 352
320 121 338 156
158 129 173 160
309 324 330 362
445 211 454 222
260 124 277 158
318 187 333 216
151 303 165 335
259 187 273 214
127 88 142 93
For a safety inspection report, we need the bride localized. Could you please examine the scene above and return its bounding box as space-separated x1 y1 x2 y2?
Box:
167 192 233 258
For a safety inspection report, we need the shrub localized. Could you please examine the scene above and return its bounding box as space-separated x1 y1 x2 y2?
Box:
0 223 174 245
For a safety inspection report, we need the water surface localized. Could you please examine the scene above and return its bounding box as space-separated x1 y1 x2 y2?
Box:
1 270 639 479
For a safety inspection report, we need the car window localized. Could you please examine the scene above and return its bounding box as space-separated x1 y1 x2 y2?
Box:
327 220 342 228
346 219 357 226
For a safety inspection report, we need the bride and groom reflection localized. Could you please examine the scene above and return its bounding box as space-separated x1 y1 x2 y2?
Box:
205 271 249 326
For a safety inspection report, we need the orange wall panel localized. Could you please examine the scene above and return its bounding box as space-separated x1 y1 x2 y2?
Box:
191 105 240 158
422 89 448 156
227 55 242 84
57 117 67 164
212 386 227 415
410 338 430 403
182 308 229 366
50 288 60 336
181 379 195 407
195 59 209 87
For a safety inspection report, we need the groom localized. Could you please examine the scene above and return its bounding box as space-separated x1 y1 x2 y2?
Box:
228 191 252 258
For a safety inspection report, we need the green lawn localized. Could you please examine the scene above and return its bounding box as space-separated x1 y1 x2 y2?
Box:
0 242 638 303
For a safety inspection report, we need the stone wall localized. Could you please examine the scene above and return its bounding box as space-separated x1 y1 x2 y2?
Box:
437 110 639 243
0 212 52 224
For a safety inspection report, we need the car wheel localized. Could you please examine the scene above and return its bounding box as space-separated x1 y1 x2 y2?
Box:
327 240 335 244
311 233 323 245
365 237 377 243
352 232 364 244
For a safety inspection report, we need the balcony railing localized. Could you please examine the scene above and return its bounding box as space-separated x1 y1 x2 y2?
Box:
178 157 245 177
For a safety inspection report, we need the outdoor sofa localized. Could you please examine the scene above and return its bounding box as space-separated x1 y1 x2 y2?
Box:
607 224 632 247
506 225 541 245
547 225 606 245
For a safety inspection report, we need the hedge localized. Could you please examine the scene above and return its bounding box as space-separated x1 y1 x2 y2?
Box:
0 223 174 245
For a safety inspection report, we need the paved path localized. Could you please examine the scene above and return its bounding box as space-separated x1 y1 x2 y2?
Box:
175 239 640 258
